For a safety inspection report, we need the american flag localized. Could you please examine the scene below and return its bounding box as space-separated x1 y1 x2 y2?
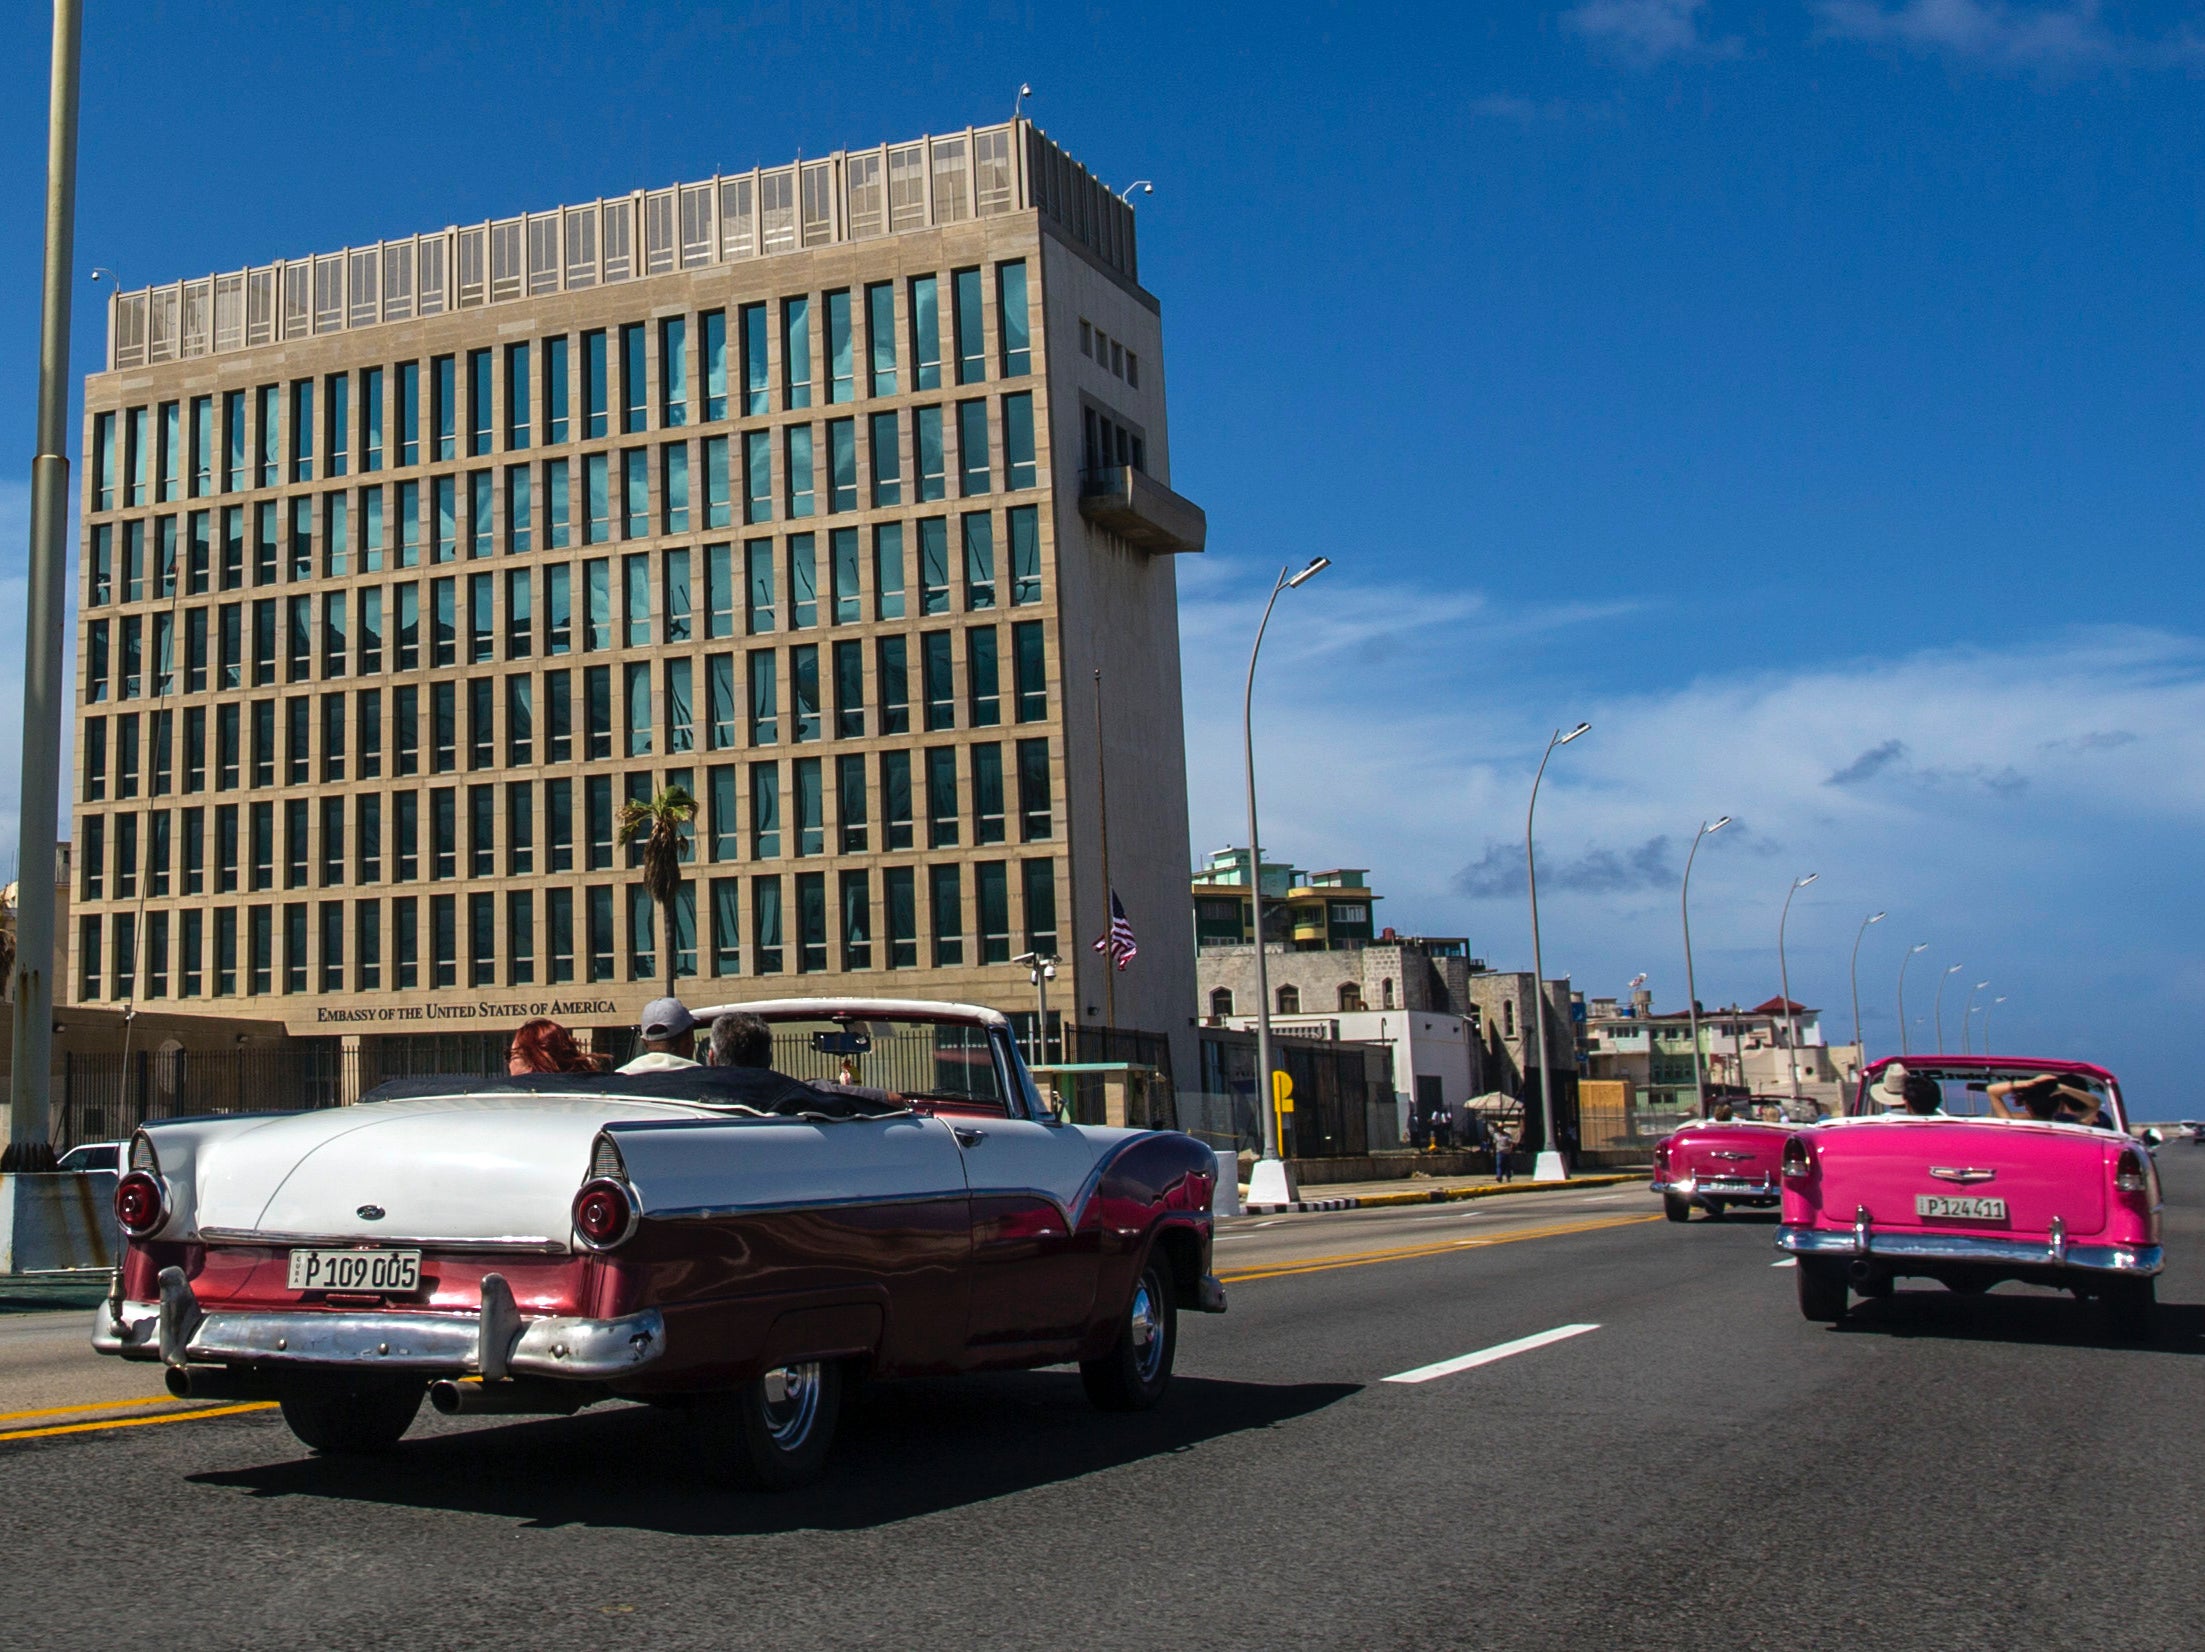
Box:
1093 890 1138 970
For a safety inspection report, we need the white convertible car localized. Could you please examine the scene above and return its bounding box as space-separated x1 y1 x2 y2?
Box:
93 998 1224 1488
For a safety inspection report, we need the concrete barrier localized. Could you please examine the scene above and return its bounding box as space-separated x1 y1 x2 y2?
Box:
0 1172 120 1275
1212 1149 1243 1219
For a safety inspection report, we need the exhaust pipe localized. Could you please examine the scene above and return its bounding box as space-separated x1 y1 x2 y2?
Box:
1847 1260 1877 1286
165 1365 281 1402
428 1378 591 1417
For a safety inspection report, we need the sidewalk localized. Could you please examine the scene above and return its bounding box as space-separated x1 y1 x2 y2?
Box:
1239 1169 1650 1215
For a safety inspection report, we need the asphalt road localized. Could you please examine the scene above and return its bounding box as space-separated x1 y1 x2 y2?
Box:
2 1161 2200 1651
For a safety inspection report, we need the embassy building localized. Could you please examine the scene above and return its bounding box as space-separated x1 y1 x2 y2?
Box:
72 119 1202 1077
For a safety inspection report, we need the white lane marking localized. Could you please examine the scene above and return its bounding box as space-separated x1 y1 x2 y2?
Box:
1772 1258 1797 1268
1578 1194 1631 1203
1383 1323 1600 1385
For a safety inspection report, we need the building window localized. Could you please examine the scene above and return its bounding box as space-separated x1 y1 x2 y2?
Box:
1277 985 1300 1015
957 400 990 496
1211 988 1234 1022
952 267 985 385
1339 984 1364 1012
909 275 940 391
929 863 964 967
996 261 1030 377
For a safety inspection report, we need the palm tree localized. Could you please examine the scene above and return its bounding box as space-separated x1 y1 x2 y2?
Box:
615 785 697 997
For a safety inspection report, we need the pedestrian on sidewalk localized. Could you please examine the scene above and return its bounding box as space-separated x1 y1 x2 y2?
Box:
1491 1124 1514 1182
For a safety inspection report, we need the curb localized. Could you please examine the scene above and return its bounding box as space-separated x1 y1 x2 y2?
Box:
1237 1172 1649 1216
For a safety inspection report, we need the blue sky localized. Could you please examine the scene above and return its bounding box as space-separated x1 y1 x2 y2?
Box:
1 2 2199 1104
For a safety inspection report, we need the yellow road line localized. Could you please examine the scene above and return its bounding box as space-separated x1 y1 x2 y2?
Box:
0 1394 193 1426
0 1402 275 1445
1218 1213 1662 1284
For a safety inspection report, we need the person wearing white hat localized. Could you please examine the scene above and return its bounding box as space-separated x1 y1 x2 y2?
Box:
1873 1062 1912 1111
618 998 700 1072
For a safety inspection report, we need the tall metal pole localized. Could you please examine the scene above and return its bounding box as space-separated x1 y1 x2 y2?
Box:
1092 668 1113 1032
1934 963 1962 1054
1778 873 1816 1103
1242 559 1327 1205
1982 995 2006 1052
5 0 84 1174
1681 816 1729 1117
1896 942 1928 1058
1959 980 1985 1055
1526 723 1588 1180
1849 911 1885 1069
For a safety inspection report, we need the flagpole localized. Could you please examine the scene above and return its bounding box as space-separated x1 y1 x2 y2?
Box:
1094 667 1114 1031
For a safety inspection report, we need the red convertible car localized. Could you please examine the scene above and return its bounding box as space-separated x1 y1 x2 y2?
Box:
1777 1056 2162 1334
93 999 1225 1488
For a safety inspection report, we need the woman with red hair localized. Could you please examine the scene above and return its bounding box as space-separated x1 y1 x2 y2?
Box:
507 1018 602 1075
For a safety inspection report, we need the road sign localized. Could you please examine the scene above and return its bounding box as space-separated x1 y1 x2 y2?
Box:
1271 1070 1294 1113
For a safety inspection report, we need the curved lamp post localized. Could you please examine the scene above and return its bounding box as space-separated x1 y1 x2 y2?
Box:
1242 557 1330 1207
1896 942 1929 1056
1778 874 1817 1101
1681 816 1730 1117
1982 994 2008 1052
1526 722 1591 1180
1933 963 1964 1053
1960 980 1988 1054
1849 911 1886 1072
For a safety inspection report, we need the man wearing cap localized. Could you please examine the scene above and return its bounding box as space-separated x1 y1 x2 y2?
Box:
618 998 701 1072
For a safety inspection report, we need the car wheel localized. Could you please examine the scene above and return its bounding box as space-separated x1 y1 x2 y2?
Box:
1662 1194 1693 1223
278 1382 423 1456
1081 1256 1178 1413
691 1360 843 1491
2102 1278 2156 1341
1796 1259 1849 1323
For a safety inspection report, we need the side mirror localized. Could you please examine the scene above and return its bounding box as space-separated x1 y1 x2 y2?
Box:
2141 1127 2164 1148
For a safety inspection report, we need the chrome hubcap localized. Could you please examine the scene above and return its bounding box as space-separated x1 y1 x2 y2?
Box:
759 1361 821 1447
1128 1280 1164 1383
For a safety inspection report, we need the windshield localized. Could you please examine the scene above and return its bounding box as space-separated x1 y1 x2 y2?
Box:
1856 1066 2125 1131
751 1015 1006 1110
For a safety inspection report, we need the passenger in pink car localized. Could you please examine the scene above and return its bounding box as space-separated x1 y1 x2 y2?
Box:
1986 1073 2106 1127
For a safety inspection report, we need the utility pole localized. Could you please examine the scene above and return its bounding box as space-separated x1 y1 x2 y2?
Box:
6 0 84 1174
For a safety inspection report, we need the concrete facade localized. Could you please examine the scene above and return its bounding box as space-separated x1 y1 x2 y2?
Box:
72 121 1200 1078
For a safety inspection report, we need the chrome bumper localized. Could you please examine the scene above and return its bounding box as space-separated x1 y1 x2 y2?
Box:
93 1270 666 1381
1777 1224 2163 1276
1653 1176 1779 1201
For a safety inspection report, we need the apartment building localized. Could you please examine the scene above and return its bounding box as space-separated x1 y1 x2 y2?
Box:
72 120 1203 1074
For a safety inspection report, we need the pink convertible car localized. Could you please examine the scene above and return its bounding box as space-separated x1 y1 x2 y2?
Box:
1777 1057 2162 1334
1652 1101 1818 1222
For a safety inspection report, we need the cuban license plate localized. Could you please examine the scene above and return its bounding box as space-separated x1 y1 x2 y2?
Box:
1915 1194 2007 1222
286 1248 422 1293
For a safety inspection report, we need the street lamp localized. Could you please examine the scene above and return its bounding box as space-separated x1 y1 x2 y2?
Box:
1681 816 1730 1117
1012 950 1059 1070
1896 943 1929 1056
1526 721 1591 1180
1118 179 1155 203
1933 963 1964 1053
1960 980 1988 1054
1242 557 1330 1207
1778 873 1817 1102
1849 911 1885 1068
1983 994 2008 1051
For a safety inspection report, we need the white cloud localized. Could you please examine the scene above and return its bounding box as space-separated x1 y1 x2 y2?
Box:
1813 0 2205 73
1564 0 1740 63
1181 561 2205 1107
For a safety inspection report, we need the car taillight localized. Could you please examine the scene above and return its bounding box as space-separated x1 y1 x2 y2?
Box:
1654 1139 1671 1168
1781 1136 1815 1180
572 1178 639 1250
2113 1148 2149 1194
114 1172 166 1236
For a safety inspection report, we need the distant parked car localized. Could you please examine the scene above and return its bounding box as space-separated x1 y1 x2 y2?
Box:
91 998 1224 1488
1777 1057 2161 1335
55 1141 120 1174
